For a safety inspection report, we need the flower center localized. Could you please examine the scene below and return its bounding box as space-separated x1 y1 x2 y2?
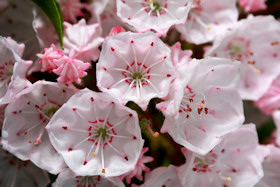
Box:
132 72 143 80
96 127 108 139
0 60 14 84
42 103 59 118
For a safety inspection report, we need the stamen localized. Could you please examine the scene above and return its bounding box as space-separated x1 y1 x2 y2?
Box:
145 122 159 137
34 121 48 145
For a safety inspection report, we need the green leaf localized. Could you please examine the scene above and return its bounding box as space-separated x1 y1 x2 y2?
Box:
32 0 64 48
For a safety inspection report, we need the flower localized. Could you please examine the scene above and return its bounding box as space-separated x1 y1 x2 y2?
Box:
54 169 125 187
0 36 32 105
1 81 77 174
157 57 244 154
117 0 192 34
176 0 238 44
143 165 183 187
206 15 280 101
46 89 144 177
63 19 104 62
97 32 174 110
120 147 153 184
178 124 263 187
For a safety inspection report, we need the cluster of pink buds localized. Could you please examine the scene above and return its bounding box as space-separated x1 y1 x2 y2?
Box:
0 0 280 186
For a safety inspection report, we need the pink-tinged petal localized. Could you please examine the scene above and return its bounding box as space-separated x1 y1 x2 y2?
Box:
46 89 144 177
120 147 153 184
97 32 174 110
255 145 280 187
176 0 238 44
53 55 91 84
239 0 267 12
170 42 192 67
255 75 280 115
142 165 183 187
0 146 50 187
206 15 280 101
63 19 104 62
2 81 77 174
0 37 32 105
158 57 244 155
32 7 58 48
272 110 280 147
54 169 125 187
178 124 263 187
117 0 192 34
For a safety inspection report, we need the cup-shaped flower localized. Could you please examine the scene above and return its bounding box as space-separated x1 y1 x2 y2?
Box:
142 165 183 187
97 32 174 110
205 15 280 101
46 89 144 177
54 169 125 187
1 81 77 174
63 19 104 62
0 36 32 105
176 0 238 45
178 124 263 187
157 57 244 154
0 146 50 187
117 0 192 34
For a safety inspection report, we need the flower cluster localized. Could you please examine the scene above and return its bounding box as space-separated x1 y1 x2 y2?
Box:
0 0 280 186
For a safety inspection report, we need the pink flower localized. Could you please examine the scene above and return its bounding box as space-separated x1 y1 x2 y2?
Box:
117 0 192 34
178 124 263 187
0 37 32 105
255 75 280 115
157 57 244 154
143 165 183 187
1 81 77 174
206 15 280 101
63 19 104 62
176 0 238 44
0 145 50 187
37 44 63 72
46 89 144 177
97 32 174 110
120 147 153 184
57 0 88 24
54 169 125 187
256 145 280 187
239 0 267 12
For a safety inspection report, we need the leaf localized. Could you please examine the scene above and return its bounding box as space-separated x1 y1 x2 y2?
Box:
32 0 64 48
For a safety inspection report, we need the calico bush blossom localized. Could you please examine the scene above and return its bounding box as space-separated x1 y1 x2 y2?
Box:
206 15 280 101
117 0 192 34
142 165 183 187
176 0 238 44
120 147 153 184
157 57 244 154
97 32 174 110
46 89 144 177
57 0 87 24
256 145 280 187
178 124 263 187
1 81 77 174
255 75 280 115
63 19 104 62
54 169 125 187
0 36 32 105
0 145 50 187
